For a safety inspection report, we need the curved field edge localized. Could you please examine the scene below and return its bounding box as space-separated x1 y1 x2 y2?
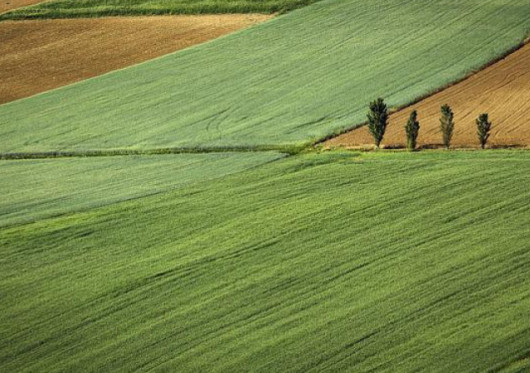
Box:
1 0 530 152
0 0 318 20
0 151 284 227
0 15 273 105
324 39 530 149
1 150 529 372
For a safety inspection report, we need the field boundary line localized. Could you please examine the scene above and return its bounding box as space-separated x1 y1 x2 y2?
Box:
0 144 306 160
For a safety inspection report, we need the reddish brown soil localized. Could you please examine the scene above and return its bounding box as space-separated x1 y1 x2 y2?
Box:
326 42 530 149
0 0 45 13
0 15 272 104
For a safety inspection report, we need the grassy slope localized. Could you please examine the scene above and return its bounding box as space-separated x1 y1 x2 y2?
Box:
1 151 529 372
0 0 318 19
0 152 283 227
1 0 529 152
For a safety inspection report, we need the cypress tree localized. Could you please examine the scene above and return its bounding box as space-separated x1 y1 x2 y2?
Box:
367 98 389 148
440 104 455 149
405 110 420 151
476 113 492 149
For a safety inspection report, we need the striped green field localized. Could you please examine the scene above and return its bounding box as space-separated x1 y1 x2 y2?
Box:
0 0 317 19
1 0 529 153
0 152 283 227
1 151 529 372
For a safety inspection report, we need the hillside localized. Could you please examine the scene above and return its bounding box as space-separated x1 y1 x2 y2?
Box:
326 41 530 149
1 0 530 371
1 151 529 372
1 0 529 153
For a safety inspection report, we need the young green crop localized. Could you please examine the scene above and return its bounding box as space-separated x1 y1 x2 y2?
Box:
1 0 529 153
0 152 283 227
1 151 530 372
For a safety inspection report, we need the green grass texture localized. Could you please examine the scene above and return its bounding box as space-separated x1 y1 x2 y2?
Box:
0 0 318 19
1 0 529 153
1 150 530 372
0 151 283 227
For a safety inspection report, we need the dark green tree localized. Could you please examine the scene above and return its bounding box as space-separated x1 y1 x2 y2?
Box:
440 104 455 149
367 98 389 148
476 113 492 149
405 110 420 151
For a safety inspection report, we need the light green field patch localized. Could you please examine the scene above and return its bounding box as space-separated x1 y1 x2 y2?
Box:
1 151 529 372
0 152 283 227
1 0 529 152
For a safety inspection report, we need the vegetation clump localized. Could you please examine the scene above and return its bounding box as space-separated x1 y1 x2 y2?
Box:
440 104 455 149
476 113 492 149
404 110 420 151
367 98 389 149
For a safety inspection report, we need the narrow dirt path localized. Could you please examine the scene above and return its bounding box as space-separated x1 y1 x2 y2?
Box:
326 41 530 149
0 14 272 104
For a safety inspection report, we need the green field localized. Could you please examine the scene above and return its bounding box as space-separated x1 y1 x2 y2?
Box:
1 151 530 372
1 0 529 153
2 0 530 370
0 0 317 19
0 152 283 227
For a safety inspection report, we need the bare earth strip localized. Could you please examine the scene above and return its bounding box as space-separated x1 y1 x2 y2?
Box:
0 14 272 104
0 0 44 13
326 42 530 149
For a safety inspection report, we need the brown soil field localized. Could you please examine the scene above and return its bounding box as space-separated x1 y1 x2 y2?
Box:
0 0 44 13
326 42 530 149
0 14 272 104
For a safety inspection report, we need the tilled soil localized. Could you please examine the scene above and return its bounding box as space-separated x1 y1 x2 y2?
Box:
0 15 272 104
0 0 45 13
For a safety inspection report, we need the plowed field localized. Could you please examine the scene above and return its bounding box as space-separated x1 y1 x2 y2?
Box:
0 0 43 13
0 14 271 104
326 42 530 149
